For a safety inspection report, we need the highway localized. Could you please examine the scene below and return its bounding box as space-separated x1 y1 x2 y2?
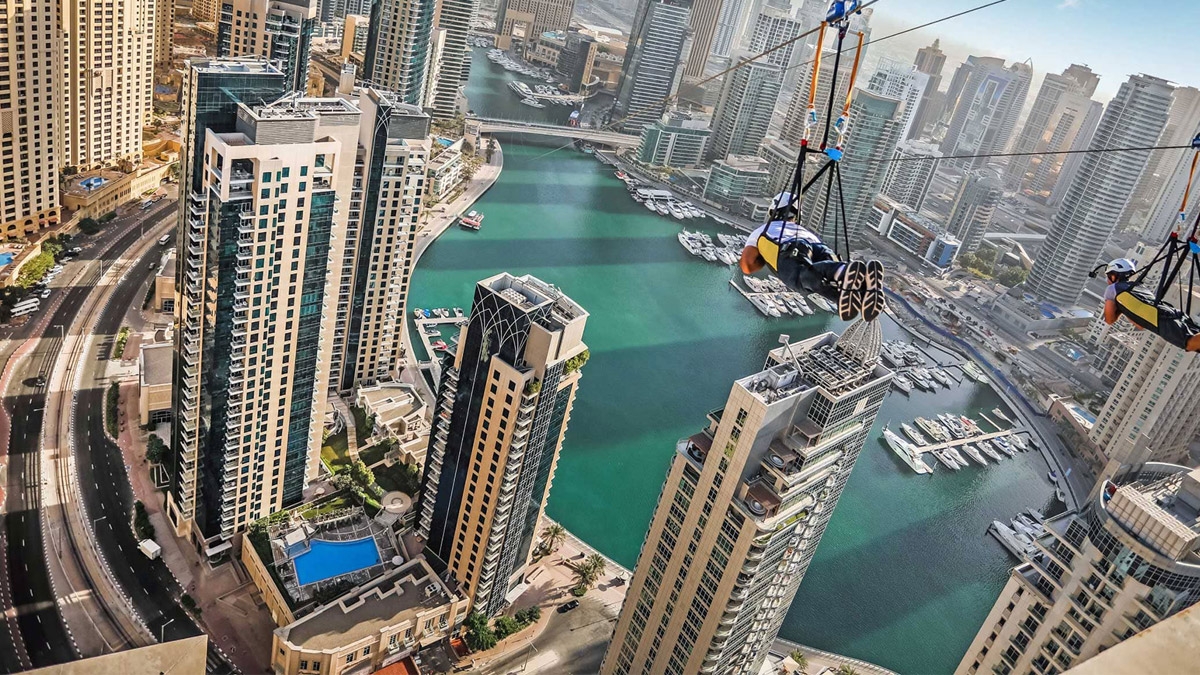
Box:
0 199 178 672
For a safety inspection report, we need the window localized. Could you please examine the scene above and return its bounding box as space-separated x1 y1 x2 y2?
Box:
345 653 355 664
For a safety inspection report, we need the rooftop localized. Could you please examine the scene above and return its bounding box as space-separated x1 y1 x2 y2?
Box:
62 170 128 198
277 557 457 651
193 57 282 75
483 273 588 325
140 343 174 387
158 250 176 279
25 635 208 674
1104 465 1200 563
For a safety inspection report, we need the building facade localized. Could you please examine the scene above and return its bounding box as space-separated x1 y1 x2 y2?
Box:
945 167 1003 253
703 155 768 214
362 0 435 106
157 0 177 70
167 61 356 558
60 0 155 171
939 56 1032 171
1005 66 1098 190
417 273 589 616
706 54 782 162
601 323 892 675
612 0 691 134
637 111 711 168
331 90 430 392
496 0 575 52
1131 86 1200 242
217 0 318 92
880 139 941 212
909 39 946 139
425 0 476 118
955 463 1200 675
1026 74 1174 308
865 58 930 142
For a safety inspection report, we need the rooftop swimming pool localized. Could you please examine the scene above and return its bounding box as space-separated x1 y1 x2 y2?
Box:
293 537 381 586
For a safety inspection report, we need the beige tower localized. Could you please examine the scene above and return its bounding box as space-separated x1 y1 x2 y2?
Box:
955 464 1200 675
156 0 176 70
167 61 358 559
0 0 61 236
602 323 892 675
417 273 589 616
217 0 317 91
61 0 155 170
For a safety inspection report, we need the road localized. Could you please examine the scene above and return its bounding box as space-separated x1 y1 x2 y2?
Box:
0 199 178 672
476 594 620 675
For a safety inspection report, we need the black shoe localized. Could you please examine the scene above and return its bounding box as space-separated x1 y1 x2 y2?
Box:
838 260 866 321
863 260 885 322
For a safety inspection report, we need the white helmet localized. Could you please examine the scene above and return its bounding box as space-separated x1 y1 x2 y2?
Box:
771 192 797 213
1106 258 1136 275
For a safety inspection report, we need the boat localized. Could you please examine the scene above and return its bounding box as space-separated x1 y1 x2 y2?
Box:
912 373 937 392
1010 434 1029 452
781 294 804 316
892 374 913 394
655 202 670 216
700 246 718 262
423 308 432 318
932 449 960 471
960 416 982 436
961 361 988 383
901 345 925 366
1048 470 1059 483
994 436 1015 457
520 97 546 108
989 520 1034 559
931 369 953 388
615 170 627 180
945 445 968 467
962 444 988 466
992 408 1014 426
453 307 464 318
669 204 686 220
432 340 449 351
717 233 742 248
901 423 928 446
915 417 949 443
459 210 484 230
808 293 835 313
938 413 966 439
793 295 814 316
748 294 778 317
413 309 424 319
644 200 658 212
881 427 933 475
1056 486 1066 503
1026 509 1046 525
978 440 1003 462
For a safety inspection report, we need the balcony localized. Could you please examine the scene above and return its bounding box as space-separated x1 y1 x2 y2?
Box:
677 432 712 465
741 476 781 519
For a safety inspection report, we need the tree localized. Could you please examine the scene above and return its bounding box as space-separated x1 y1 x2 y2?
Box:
789 650 808 673
485 139 495 163
514 605 541 626
493 615 521 639
835 666 859 675
976 247 997 264
146 434 168 464
464 612 497 652
541 523 566 553
572 553 606 594
996 265 1028 288
349 459 375 491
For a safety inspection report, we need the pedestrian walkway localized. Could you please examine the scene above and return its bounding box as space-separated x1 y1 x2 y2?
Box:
328 395 361 462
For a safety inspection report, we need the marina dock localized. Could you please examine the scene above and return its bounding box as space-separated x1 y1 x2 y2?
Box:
413 314 466 383
916 427 1026 454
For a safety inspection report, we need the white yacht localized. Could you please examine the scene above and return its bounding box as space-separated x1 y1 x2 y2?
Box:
931 369 953 388
901 423 929 446
781 294 803 315
892 374 913 394
882 427 933 475
915 417 949 443
748 294 777 317
655 202 670 216
668 204 686 220
520 97 545 108
978 441 1004 462
932 450 960 471
945 445 969 467
792 294 813 315
962 443 988 466
808 293 835 313
700 246 718 262
989 521 1035 559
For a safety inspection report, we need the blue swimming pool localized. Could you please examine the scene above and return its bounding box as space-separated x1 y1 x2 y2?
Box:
0 253 14 267
293 537 381 586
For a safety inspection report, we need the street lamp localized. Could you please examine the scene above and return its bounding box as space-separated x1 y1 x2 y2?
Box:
161 617 174 643
522 640 539 672
93 515 106 531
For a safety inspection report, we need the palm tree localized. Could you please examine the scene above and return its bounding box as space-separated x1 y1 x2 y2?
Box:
789 651 808 674
835 665 859 675
541 523 566 553
571 553 607 594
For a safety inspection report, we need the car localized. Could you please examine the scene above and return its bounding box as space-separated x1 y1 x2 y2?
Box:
33 375 46 387
557 600 580 614
70 247 82 254
39 289 51 299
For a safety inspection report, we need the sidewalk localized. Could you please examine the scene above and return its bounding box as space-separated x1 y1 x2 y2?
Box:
328 395 361 462
116 385 275 673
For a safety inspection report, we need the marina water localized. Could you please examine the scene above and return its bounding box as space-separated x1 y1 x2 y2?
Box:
407 52 1061 673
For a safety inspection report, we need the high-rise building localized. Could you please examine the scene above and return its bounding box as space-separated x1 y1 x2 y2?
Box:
60 0 155 170
194 0 221 23
1089 329 1200 468
426 0 477 118
703 155 769 214
945 167 1003 253
908 40 946 140
1006 66 1099 189
746 5 803 68
496 0 576 51
866 57 930 141
760 137 797 197
681 0 721 79
638 111 711 168
0 0 60 236
613 0 691 134
1125 87 1200 239
601 322 892 675
330 90 430 393
881 139 942 212
362 0 435 105
708 0 746 60
707 53 783 161
340 13 370 59
1026 74 1174 308
167 61 357 557
1046 98 1104 208
417 273 589 616
217 0 318 92
913 38 946 82
939 56 1032 170
954 463 1200 675
803 89 903 243
1013 89 1100 201
156 0 177 71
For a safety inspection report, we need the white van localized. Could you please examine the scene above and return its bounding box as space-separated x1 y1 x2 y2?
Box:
158 234 172 246
11 304 39 318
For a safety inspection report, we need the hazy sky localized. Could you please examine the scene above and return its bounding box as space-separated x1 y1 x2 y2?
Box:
868 0 1200 101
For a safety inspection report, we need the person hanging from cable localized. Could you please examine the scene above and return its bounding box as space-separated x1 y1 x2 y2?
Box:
740 192 885 322
1101 258 1200 352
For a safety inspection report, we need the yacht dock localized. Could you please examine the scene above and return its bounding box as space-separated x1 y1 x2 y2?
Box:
916 427 1026 454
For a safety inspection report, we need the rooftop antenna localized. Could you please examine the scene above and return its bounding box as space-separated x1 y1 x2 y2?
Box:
778 333 800 370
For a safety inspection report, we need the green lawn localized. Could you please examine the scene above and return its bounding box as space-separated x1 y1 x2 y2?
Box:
359 443 387 467
299 494 354 520
351 405 373 440
373 461 421 496
321 429 350 470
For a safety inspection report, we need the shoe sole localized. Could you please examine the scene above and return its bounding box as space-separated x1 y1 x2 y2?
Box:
839 260 866 321
863 260 885 322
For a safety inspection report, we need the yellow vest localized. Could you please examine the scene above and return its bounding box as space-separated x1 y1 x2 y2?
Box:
756 234 781 271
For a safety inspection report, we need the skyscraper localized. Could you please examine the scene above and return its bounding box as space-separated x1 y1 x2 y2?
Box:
417 273 589 616
194 0 221 22
496 0 576 50
866 57 930 141
601 322 892 675
217 0 319 92
706 53 783 161
746 5 803 68
362 0 435 105
426 0 478 118
1013 88 1100 201
1046 98 1104 208
1124 87 1200 239
881 139 942 212
330 91 430 393
708 0 746 60
156 0 177 71
682 0 722 79
1026 74 1174 307
945 167 1003 253
913 38 946 83
613 0 691 134
0 0 60 236
955 463 1200 675
939 56 1032 170
638 111 712 168
803 88 903 243
1006 65 1099 189
167 61 356 557
1089 329 1200 468
60 0 155 170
